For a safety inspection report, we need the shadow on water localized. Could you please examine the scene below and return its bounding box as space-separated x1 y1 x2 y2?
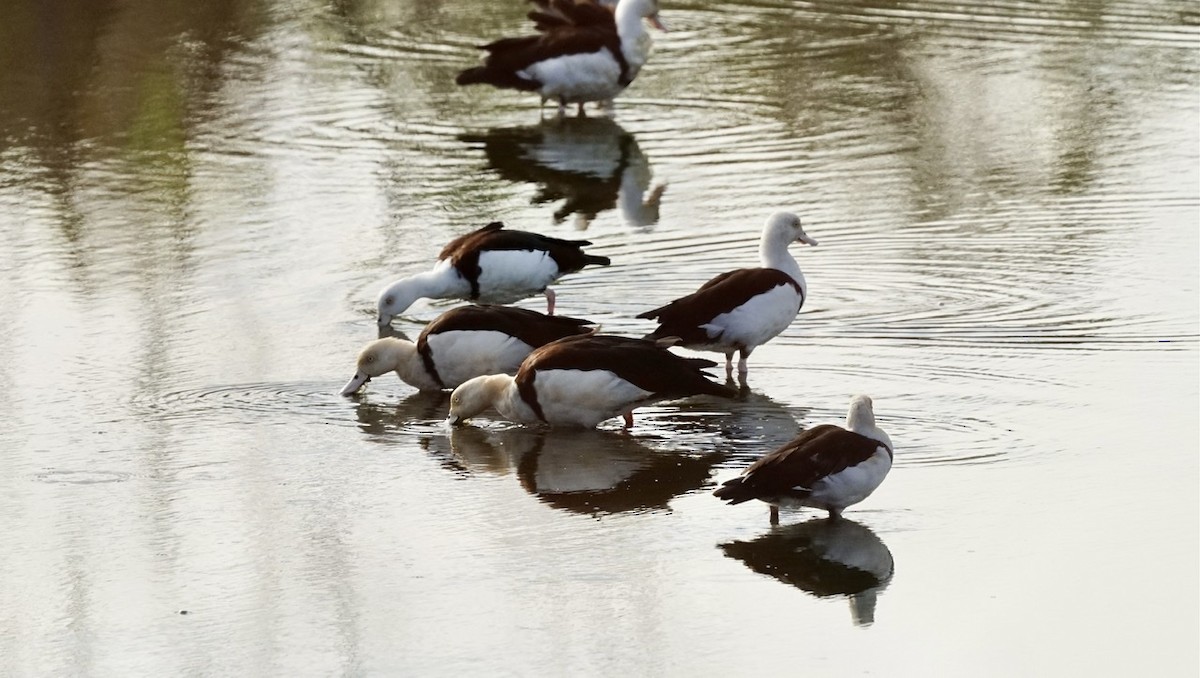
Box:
720 517 895 626
446 426 722 515
458 116 666 230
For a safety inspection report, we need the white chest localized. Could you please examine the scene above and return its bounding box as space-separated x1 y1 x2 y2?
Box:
699 284 803 349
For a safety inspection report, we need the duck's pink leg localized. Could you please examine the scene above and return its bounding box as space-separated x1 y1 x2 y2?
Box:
544 288 556 315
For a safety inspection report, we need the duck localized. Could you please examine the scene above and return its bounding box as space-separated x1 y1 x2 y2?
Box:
713 395 894 524
376 221 610 326
455 0 666 116
446 333 737 428
636 211 818 381
343 305 595 395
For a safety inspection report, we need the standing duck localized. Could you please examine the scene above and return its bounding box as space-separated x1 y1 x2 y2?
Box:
446 333 736 428
637 211 819 380
714 395 894 524
455 0 666 116
343 305 595 395
376 221 610 326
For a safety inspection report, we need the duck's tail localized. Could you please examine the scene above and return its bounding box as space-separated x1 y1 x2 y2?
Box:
712 477 755 504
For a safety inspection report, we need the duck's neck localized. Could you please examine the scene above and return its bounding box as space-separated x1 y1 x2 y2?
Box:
419 260 472 299
846 406 875 435
847 408 892 452
495 378 542 425
760 233 805 290
615 2 653 71
383 339 442 392
382 268 464 320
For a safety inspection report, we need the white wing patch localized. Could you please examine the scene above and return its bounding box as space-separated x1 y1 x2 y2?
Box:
523 51 624 103
808 448 893 508
530 369 653 427
474 250 563 303
426 331 534 387
700 284 802 350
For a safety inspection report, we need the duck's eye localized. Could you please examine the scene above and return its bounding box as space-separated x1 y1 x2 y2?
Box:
384 296 394 306
364 356 375 364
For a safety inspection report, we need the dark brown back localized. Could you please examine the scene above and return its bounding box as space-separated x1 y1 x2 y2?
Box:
420 304 594 348
513 334 736 419
438 222 610 298
462 20 629 88
527 0 615 32
738 425 886 494
414 305 593 388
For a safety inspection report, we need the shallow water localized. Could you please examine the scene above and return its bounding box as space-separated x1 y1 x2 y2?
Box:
1 0 1197 675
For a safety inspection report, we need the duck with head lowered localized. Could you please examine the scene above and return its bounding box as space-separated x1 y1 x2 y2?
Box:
343 305 595 395
446 333 737 429
376 221 610 326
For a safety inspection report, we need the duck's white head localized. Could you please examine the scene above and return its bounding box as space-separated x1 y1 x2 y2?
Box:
845 394 893 450
377 278 424 327
617 0 667 31
340 338 414 395
763 211 819 248
446 374 512 426
758 211 818 278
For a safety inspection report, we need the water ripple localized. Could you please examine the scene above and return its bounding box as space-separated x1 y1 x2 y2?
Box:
690 0 1200 46
132 381 356 426
33 470 133 485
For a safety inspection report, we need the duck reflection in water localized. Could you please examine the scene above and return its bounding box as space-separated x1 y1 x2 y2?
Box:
720 517 894 626
459 116 666 229
449 426 718 515
350 391 449 437
663 387 807 457
376 323 412 341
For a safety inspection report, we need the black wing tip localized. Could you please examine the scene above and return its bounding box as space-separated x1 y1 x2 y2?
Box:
553 314 597 328
681 355 719 370
585 254 611 266
713 478 754 504
456 68 541 92
456 68 484 85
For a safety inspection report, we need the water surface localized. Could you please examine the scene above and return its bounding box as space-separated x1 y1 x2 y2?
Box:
1 0 1197 675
